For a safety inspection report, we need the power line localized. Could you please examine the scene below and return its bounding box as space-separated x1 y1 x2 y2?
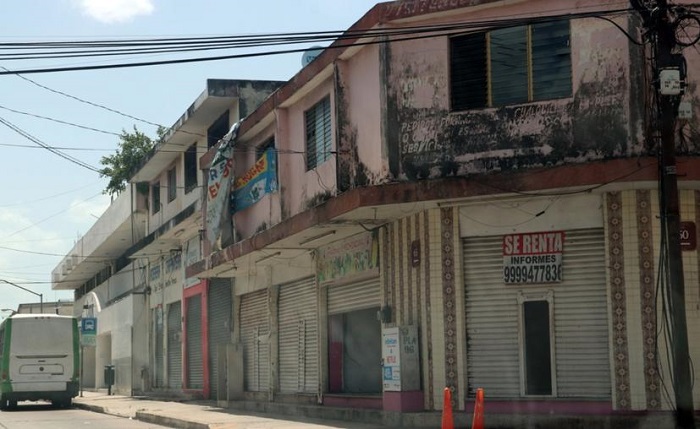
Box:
0 192 105 240
0 8 634 75
0 65 169 131
0 104 120 136
0 115 101 172
0 182 97 207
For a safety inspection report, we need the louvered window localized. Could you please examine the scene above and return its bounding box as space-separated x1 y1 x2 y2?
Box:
450 20 571 110
151 181 160 214
167 167 177 202
305 96 332 170
184 144 197 194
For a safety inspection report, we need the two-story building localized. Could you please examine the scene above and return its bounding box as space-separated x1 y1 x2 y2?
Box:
128 79 283 399
188 0 700 426
52 79 282 397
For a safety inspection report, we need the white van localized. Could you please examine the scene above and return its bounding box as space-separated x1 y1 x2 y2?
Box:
0 314 79 410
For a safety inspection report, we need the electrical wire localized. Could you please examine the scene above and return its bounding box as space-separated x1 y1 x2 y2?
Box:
0 104 120 136
0 8 634 75
0 191 105 240
0 116 101 172
0 182 96 207
0 65 170 131
469 158 658 197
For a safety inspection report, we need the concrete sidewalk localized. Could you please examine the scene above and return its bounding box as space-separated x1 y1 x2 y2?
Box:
73 391 402 429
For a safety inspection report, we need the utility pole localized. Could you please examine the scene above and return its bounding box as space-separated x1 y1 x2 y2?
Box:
634 1 695 427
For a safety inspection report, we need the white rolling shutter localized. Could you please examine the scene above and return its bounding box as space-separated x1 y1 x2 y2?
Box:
241 289 269 392
464 228 610 399
554 229 610 397
464 235 520 398
327 277 380 315
278 277 318 394
154 308 164 387
186 294 204 389
208 278 232 399
167 301 182 389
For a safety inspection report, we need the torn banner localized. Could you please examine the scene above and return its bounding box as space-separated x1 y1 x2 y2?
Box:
205 122 238 245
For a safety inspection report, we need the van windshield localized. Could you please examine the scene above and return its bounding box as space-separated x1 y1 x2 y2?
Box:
11 318 73 356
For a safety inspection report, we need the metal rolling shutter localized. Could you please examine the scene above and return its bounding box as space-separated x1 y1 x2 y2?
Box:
240 289 269 392
186 294 204 389
208 279 232 399
554 229 610 397
327 277 380 315
464 235 520 398
167 302 182 389
464 228 610 398
278 277 318 394
155 308 164 387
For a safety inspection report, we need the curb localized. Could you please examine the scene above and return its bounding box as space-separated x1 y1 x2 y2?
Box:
136 411 210 429
74 402 211 429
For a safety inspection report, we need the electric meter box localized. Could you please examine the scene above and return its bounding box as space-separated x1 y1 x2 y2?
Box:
678 101 693 119
659 69 682 96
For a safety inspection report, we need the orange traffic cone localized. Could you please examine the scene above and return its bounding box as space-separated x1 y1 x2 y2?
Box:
441 387 454 429
471 388 485 429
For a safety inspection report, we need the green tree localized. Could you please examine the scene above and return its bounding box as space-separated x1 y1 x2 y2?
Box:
99 126 165 197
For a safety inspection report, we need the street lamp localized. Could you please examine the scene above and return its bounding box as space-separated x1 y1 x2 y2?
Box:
1 308 16 320
0 279 43 313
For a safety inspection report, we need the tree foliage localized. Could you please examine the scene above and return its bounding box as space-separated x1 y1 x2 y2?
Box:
99 126 164 197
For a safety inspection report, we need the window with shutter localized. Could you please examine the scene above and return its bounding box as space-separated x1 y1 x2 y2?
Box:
184 144 197 194
450 20 571 111
305 96 332 170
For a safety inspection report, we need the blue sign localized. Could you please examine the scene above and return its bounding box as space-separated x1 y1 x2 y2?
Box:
81 317 97 335
231 148 278 213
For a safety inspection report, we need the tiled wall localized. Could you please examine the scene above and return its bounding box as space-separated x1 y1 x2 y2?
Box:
380 207 465 410
606 189 700 411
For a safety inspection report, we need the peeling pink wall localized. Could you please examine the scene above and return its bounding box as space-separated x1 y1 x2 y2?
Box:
280 79 337 217
384 0 639 181
335 44 387 189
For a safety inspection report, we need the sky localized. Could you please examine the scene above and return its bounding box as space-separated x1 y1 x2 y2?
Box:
0 0 383 316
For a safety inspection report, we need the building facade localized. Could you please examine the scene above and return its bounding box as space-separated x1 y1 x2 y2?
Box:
127 79 283 399
54 0 700 424
52 185 148 394
188 0 700 421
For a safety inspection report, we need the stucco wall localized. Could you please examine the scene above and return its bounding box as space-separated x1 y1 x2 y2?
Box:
384 5 641 181
278 79 338 218
335 44 386 191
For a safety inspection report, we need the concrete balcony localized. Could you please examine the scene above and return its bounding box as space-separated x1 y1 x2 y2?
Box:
52 187 147 291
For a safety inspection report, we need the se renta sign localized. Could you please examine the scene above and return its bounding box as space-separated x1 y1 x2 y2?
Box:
503 231 565 284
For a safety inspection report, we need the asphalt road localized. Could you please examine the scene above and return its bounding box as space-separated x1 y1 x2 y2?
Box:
0 402 168 429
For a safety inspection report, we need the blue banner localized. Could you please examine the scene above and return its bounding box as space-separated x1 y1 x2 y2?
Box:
231 148 278 213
